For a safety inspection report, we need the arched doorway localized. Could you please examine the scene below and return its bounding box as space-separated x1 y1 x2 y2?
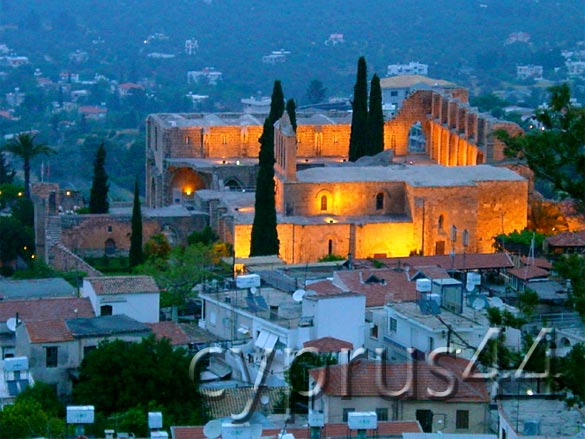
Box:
224 177 244 191
104 238 116 256
169 168 205 204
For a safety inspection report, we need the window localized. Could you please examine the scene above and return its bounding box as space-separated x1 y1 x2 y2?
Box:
46 346 58 368
185 136 191 145
389 317 397 333
376 192 384 210
438 214 444 231
375 408 388 422
342 408 355 422
456 410 469 429
390 91 398 97
222 134 227 144
107 225 112 232
416 410 433 433
320 195 328 211
370 324 379 339
328 239 333 255
100 305 113 316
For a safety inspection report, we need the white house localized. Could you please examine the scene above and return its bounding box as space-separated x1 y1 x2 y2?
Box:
82 276 160 323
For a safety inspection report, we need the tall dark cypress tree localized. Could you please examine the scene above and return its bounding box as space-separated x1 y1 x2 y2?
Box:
89 143 109 213
349 57 369 162
368 74 384 156
129 178 144 269
286 98 297 132
250 81 284 256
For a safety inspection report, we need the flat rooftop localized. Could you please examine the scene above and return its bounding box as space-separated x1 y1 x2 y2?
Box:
388 301 489 332
297 164 526 186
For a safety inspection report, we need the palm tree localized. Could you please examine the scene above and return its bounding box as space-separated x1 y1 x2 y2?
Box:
2 133 55 199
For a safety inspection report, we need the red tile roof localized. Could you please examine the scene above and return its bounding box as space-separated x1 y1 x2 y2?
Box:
0 297 94 322
508 265 550 280
303 336 354 352
78 105 107 115
171 421 421 439
520 256 552 270
26 320 74 343
85 275 159 295
546 230 585 247
146 321 190 346
306 280 344 295
332 269 418 306
309 357 489 403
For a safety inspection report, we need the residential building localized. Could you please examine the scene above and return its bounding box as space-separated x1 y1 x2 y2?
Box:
82 275 160 323
309 357 490 434
516 65 543 81
387 62 429 77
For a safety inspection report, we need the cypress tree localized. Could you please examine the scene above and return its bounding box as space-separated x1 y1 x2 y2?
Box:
89 143 109 213
368 74 385 155
286 98 297 132
250 81 284 256
129 178 144 269
349 56 369 162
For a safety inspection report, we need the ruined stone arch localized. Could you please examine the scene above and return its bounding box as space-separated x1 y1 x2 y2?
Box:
559 337 571 348
168 167 206 204
407 121 427 153
104 238 116 256
224 177 244 191
315 189 333 213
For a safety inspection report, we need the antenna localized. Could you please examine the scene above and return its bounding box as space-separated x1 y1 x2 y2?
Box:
203 420 222 439
472 297 487 311
6 317 18 332
292 289 306 302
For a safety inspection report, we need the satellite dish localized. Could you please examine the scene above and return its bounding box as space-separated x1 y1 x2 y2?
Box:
6 317 19 332
466 282 475 292
473 298 487 311
292 289 306 302
491 297 504 309
251 287 258 295
250 423 263 439
260 395 270 405
203 420 222 439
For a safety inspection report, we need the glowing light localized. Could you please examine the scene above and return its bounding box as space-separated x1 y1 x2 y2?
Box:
526 389 534 396
31 254 35 259
23 246 28 251
66 190 71 196
325 217 337 224
184 187 193 196
236 160 240 165
17 192 23 197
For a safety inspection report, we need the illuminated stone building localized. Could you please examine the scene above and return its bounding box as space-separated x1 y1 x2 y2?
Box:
145 88 527 263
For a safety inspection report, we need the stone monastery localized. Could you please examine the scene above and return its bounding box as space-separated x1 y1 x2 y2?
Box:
144 87 528 263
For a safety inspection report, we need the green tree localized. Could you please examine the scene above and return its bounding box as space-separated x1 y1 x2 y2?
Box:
144 233 172 261
0 151 15 184
73 336 205 426
286 98 297 132
88 143 109 214
558 343 585 404
138 243 218 309
554 254 585 319
0 216 34 267
367 73 384 155
497 83 585 211
286 351 336 413
250 81 283 257
349 57 368 162
2 133 55 199
188 226 219 246
129 178 144 269
305 79 327 104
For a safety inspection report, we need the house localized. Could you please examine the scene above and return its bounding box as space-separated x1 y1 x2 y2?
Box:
309 356 490 434
0 277 77 301
82 275 160 323
15 314 151 397
545 230 585 254
516 65 543 81
78 105 107 120
118 82 144 97
387 62 429 77
379 75 460 113
0 296 94 359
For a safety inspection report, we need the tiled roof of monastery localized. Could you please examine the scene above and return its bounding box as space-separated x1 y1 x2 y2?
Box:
378 252 514 271
546 230 585 247
84 275 159 295
379 74 456 89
